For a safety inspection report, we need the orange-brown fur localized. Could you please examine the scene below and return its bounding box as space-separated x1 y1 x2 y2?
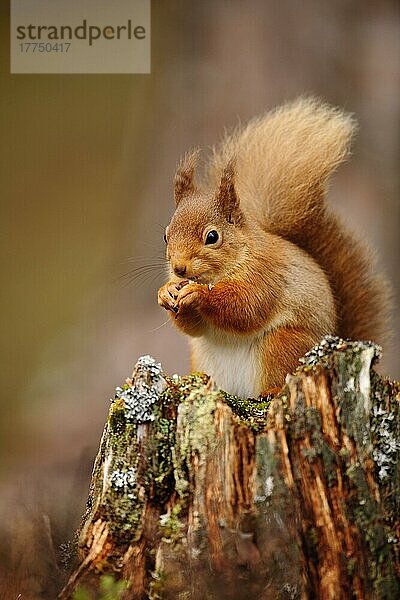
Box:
158 98 390 398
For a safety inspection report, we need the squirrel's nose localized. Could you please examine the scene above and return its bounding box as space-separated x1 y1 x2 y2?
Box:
174 264 187 277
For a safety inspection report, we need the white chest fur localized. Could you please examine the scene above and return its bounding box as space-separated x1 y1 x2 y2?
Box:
191 332 261 399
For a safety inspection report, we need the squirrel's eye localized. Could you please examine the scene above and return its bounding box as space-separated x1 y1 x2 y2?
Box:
205 230 219 245
163 233 167 244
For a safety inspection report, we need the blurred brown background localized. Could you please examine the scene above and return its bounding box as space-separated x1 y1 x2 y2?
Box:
0 0 399 596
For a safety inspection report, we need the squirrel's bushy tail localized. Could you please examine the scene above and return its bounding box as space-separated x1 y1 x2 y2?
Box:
205 97 391 344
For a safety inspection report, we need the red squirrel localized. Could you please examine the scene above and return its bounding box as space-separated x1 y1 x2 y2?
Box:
158 98 390 398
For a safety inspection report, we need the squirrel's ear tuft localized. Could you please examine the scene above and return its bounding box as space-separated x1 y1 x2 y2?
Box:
216 161 243 225
174 148 200 206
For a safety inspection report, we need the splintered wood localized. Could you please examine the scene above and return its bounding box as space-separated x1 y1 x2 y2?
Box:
59 340 399 600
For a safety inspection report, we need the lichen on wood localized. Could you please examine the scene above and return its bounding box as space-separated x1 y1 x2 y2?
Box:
59 338 400 600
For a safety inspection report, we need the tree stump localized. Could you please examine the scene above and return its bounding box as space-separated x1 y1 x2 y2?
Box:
59 337 399 600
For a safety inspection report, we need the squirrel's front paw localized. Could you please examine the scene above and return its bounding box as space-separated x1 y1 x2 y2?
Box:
157 280 189 313
175 283 207 315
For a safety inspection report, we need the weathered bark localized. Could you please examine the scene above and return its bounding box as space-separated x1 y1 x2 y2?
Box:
59 337 399 600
